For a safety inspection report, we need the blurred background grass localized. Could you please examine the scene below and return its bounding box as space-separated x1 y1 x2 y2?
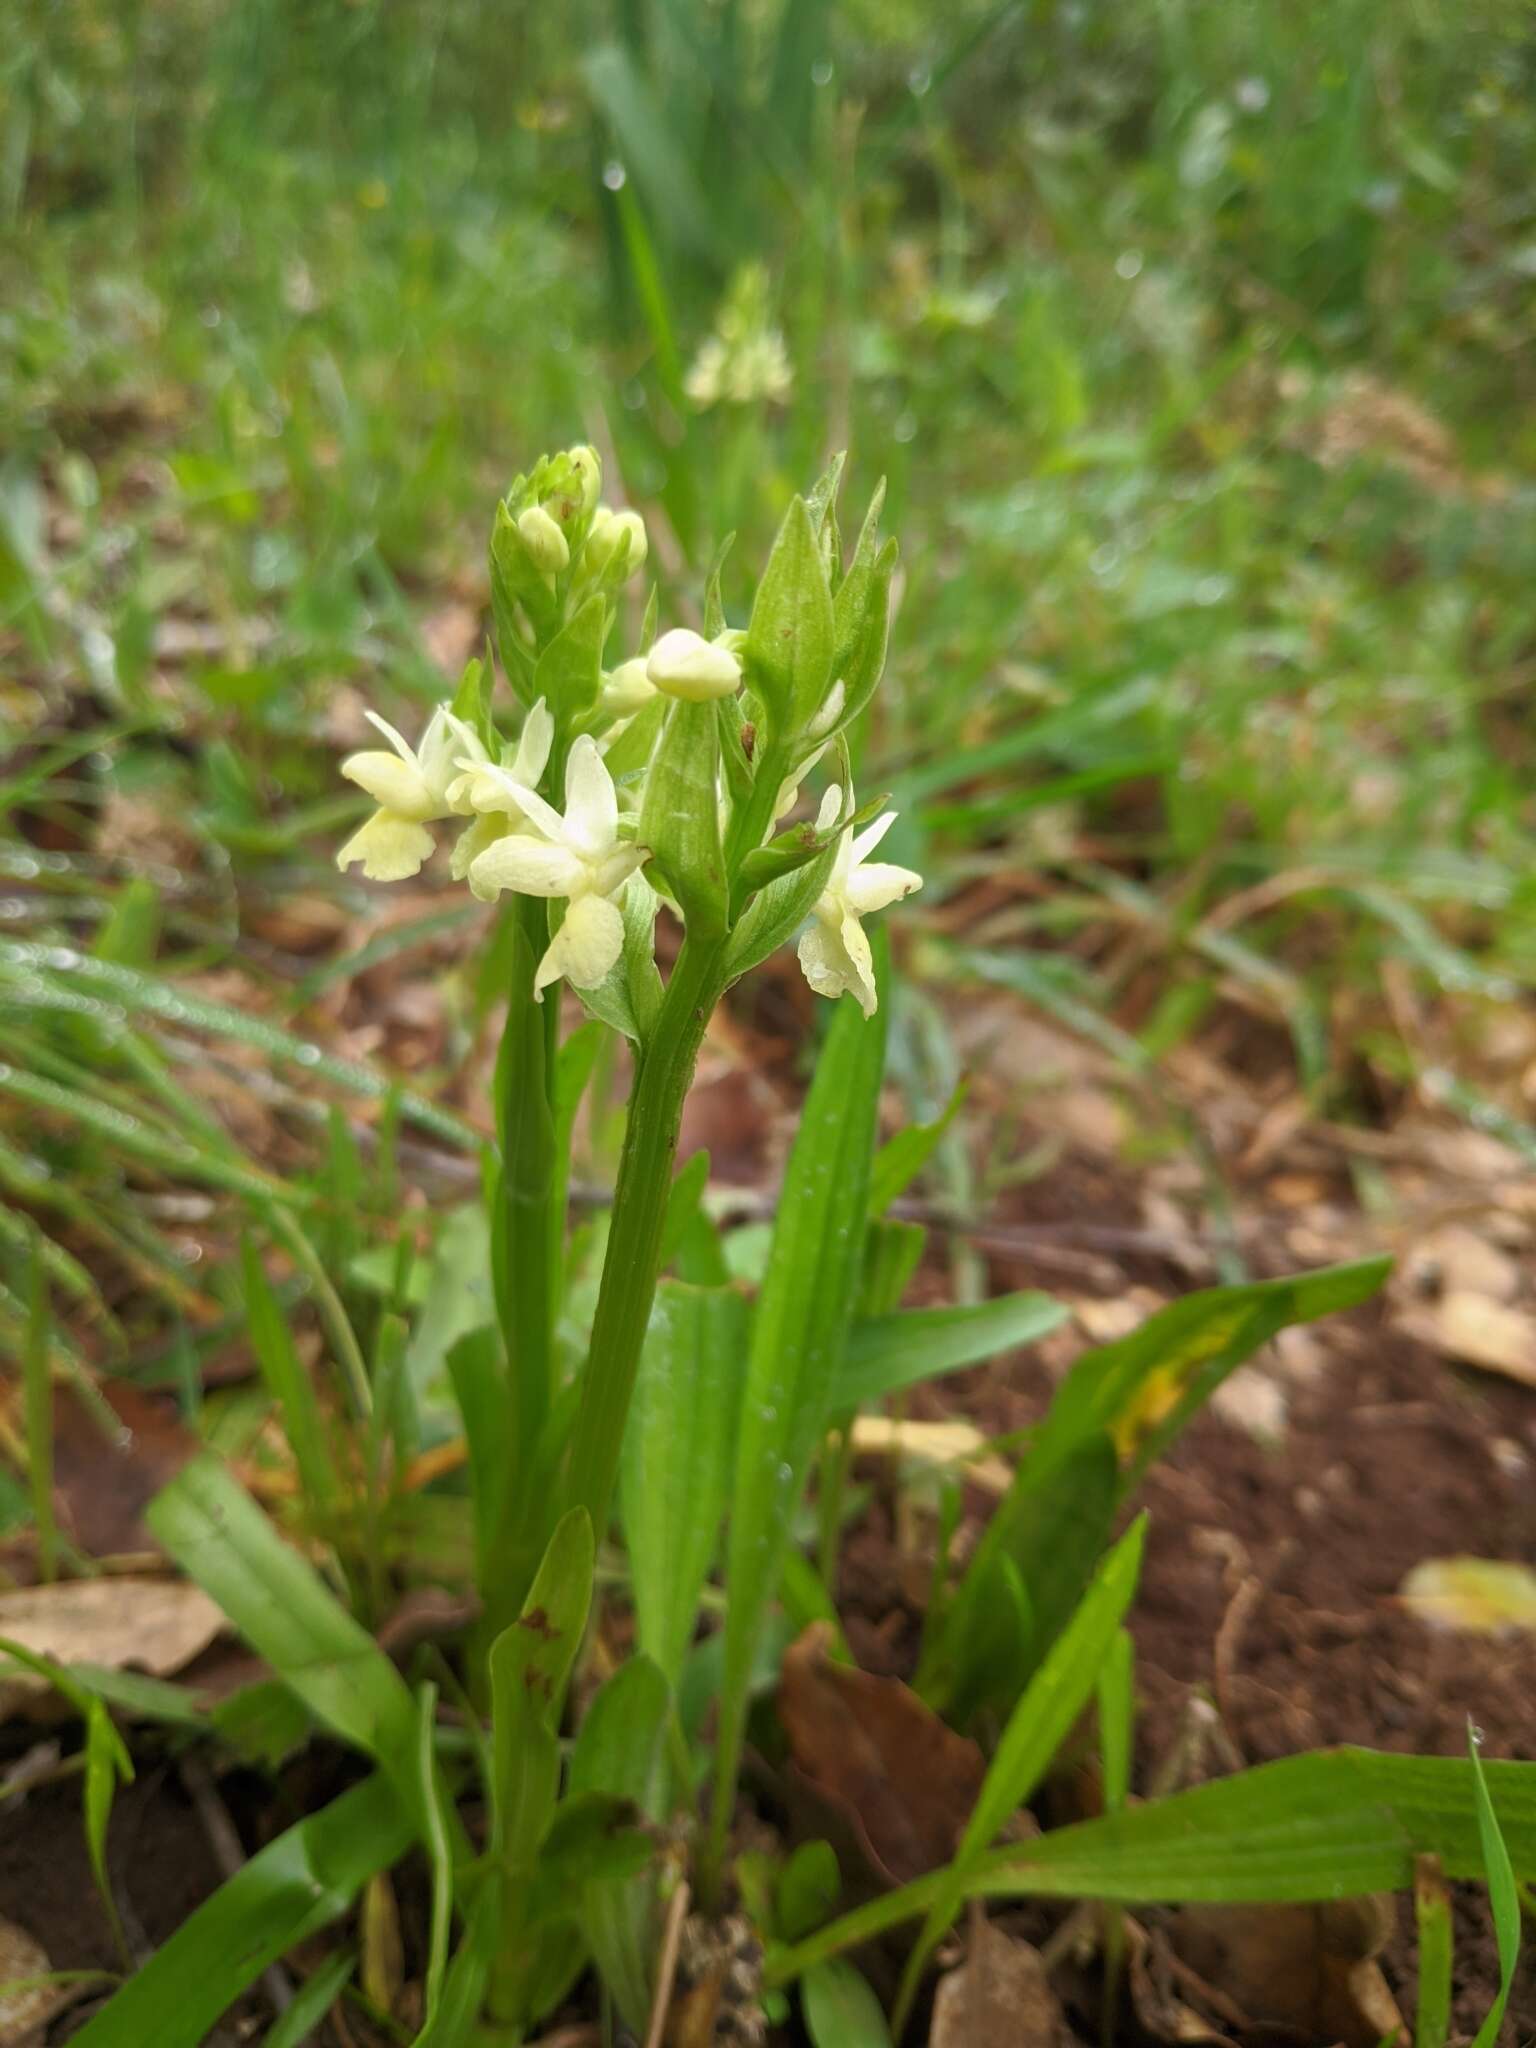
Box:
4 0 1536 1351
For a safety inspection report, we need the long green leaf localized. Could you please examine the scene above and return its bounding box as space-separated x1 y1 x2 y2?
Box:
261 1950 356 2048
895 1518 1147 2027
70 1775 412 2048
1414 1856 1453 2048
1035 1256 1392 1485
583 44 726 263
769 1749 1536 1988
833 1291 1065 1411
240 1237 341 1527
711 961 887 1874
488 1508 595 1868
622 1280 748 1686
147 1454 422 1823
928 1258 1391 1719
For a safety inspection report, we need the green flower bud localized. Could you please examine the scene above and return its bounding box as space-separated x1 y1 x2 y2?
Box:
600 657 658 717
518 503 570 576
585 505 648 581
567 444 602 517
647 627 742 703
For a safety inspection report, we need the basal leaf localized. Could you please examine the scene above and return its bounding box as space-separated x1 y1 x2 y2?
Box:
71 1776 411 2048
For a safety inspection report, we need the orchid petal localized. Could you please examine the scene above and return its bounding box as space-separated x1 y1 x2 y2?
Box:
845 860 922 916
341 751 435 819
467 835 586 900
336 810 435 882
513 699 555 786
850 809 899 864
562 735 619 858
536 891 625 995
363 711 418 764
450 812 511 880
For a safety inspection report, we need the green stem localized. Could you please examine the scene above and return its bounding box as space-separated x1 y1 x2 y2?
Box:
564 933 727 1540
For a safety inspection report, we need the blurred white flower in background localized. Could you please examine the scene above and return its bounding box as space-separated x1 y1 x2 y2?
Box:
685 263 793 410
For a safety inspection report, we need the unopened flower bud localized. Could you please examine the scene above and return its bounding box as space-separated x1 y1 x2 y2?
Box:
600 658 658 717
585 505 648 580
567 444 602 516
647 627 742 703
518 503 570 576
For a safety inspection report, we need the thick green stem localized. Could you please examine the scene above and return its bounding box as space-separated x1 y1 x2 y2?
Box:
503 904 559 1423
564 933 726 1540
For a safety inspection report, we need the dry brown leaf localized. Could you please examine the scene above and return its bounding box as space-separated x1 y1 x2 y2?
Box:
0 1915 73 2046
1406 1226 1520 1304
50 1380 200 1560
246 892 350 955
849 1416 1011 1496
777 1625 986 1886
1400 1556 1536 1636
362 1871 406 2019
930 1917 1067 2048
1122 1914 1234 2046
1167 1898 1401 2048
1399 1290 1536 1387
0 1577 223 1716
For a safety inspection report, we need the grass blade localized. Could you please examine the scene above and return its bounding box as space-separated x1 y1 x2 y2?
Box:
1467 1728 1520 2048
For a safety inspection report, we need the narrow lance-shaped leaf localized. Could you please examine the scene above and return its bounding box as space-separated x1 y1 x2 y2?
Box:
488 1508 596 1869
895 1517 1148 2030
147 1454 425 1829
69 1775 413 2048
711 944 888 1869
767 1748 1536 1989
486 1509 596 2035
622 1279 749 1686
240 1237 341 1528
1467 1728 1519 2048
832 1291 1066 1412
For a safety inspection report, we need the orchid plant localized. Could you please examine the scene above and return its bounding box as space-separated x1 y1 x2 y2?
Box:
339 445 914 1563
75 448 1407 2048
329 446 919 2034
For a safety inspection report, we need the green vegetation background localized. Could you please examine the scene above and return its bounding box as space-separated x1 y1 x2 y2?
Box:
4 0 1535 1102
